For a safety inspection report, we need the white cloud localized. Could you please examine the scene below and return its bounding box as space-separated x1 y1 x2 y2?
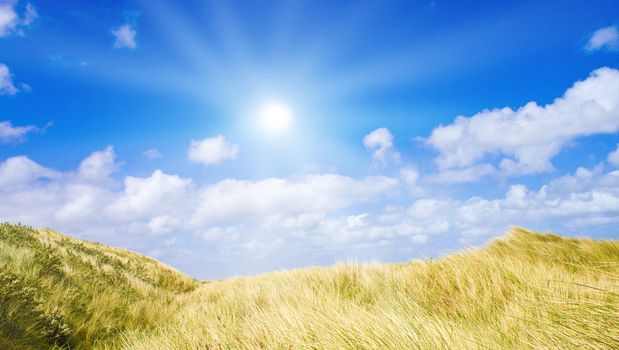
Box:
399 167 419 185
143 148 162 159
187 135 239 166
399 166 423 195
0 1 37 37
310 203 447 245
149 216 181 236
190 174 398 226
351 164 619 245
363 127 400 164
585 25 619 52
1 146 619 278
0 147 399 246
0 63 19 95
77 146 117 182
0 120 36 142
54 184 109 222
0 156 57 190
112 24 137 49
431 167 619 239
107 170 193 222
316 165 619 247
426 67 619 177
0 1 17 35
428 164 496 184
608 144 619 167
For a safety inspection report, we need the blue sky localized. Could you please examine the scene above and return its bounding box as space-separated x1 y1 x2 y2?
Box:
1 0 619 278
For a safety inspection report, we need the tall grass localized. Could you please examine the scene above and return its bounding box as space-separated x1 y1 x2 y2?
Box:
0 224 198 349
1 224 617 349
118 228 619 350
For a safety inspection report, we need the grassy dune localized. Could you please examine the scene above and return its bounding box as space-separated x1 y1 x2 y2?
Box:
1 224 618 349
0 224 197 349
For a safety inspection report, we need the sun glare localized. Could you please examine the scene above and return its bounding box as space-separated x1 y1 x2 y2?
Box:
259 101 293 133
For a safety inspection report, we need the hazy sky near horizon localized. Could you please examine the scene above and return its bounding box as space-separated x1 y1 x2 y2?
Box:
1 0 619 278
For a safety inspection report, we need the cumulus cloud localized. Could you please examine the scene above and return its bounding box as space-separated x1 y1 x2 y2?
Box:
187 135 239 166
608 144 619 167
363 127 400 164
343 165 619 247
0 120 37 142
112 24 137 49
107 170 193 221
426 67 619 177
190 175 398 226
0 147 399 244
1 145 619 278
0 63 19 95
77 146 117 182
455 167 618 238
0 1 37 37
0 156 57 190
585 25 619 52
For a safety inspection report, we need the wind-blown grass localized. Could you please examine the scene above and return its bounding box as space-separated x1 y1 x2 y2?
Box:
1 224 617 349
0 224 197 349
118 228 619 350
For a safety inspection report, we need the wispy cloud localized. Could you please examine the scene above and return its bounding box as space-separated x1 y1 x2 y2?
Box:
0 63 19 95
0 1 38 37
585 25 619 52
143 148 162 160
0 120 37 142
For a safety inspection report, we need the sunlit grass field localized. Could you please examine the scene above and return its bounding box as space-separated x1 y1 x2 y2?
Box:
1 224 617 349
0 224 197 349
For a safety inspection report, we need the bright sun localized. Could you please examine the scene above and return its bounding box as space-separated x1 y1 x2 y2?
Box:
259 101 293 133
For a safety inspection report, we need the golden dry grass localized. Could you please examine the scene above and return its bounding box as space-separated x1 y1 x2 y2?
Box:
118 228 619 350
0 224 197 349
1 224 617 349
